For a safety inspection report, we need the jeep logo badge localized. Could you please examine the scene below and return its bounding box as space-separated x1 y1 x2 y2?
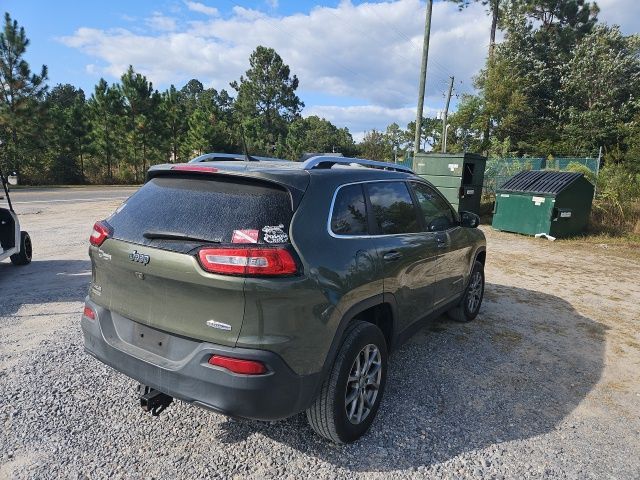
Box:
129 250 150 266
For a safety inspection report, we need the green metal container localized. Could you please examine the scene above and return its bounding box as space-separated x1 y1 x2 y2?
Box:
413 152 486 214
492 171 594 238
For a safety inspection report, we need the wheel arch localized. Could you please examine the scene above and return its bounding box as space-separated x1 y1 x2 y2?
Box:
320 294 398 379
469 246 486 278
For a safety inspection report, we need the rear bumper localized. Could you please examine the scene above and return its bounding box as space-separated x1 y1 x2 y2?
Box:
81 298 321 421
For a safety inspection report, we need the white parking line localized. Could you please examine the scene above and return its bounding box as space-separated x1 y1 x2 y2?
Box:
12 196 129 204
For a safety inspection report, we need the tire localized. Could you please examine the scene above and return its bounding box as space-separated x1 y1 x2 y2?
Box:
10 231 32 266
447 260 484 322
306 320 388 444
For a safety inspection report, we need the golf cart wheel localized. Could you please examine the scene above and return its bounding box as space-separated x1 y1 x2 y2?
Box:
11 231 32 266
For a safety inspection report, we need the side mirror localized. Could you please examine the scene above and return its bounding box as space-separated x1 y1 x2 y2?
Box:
460 211 480 228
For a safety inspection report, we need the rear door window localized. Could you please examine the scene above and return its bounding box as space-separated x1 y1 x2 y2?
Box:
107 176 292 252
366 181 421 235
330 184 368 235
411 182 457 232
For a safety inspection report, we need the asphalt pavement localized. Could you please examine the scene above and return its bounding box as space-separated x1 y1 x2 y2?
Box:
1 186 139 206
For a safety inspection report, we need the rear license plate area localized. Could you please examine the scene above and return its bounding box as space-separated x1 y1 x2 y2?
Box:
133 322 171 356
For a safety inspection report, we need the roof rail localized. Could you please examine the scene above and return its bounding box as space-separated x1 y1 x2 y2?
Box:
302 156 414 174
189 152 288 163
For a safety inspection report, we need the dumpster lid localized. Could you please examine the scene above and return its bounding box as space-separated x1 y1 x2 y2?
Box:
498 170 583 195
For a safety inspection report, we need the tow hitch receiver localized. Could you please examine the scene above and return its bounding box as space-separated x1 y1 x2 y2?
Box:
138 384 173 416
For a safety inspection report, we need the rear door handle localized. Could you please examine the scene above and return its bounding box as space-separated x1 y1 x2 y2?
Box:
383 251 402 261
436 235 448 248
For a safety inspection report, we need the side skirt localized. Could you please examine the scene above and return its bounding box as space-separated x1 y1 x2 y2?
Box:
392 295 462 350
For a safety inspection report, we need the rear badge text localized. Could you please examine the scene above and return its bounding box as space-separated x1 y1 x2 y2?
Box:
129 250 150 266
206 320 232 331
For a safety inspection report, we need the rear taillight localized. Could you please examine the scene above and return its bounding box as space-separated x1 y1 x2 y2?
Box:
208 355 267 375
90 221 111 247
83 305 96 320
198 247 297 276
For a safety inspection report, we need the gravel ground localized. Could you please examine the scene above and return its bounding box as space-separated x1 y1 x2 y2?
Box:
1 194 639 479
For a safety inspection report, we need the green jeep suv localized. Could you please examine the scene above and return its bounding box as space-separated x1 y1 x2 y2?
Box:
81 155 486 443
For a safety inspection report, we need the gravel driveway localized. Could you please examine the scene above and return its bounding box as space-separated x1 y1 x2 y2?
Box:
1 194 639 479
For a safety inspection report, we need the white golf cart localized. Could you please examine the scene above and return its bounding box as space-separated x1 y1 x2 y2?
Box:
0 165 31 265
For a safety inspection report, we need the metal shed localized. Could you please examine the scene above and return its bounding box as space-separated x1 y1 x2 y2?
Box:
413 152 486 214
492 170 594 238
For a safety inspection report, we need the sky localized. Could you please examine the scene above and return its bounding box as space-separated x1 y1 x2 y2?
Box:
4 0 640 140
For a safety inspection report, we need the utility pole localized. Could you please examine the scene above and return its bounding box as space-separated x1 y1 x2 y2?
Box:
441 75 454 153
594 145 602 197
414 0 433 154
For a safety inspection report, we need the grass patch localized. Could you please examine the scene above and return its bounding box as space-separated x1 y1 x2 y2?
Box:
492 329 523 349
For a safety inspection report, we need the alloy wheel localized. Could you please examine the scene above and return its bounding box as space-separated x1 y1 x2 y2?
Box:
345 344 382 425
466 270 483 313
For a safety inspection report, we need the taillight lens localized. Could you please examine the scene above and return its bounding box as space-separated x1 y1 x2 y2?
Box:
208 355 267 375
90 221 111 247
198 247 297 276
83 305 96 320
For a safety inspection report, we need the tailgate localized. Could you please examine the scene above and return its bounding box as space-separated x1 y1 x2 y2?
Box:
88 173 299 346
90 238 245 346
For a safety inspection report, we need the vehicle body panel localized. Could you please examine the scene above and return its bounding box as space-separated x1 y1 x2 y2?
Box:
372 232 439 332
89 239 245 346
0 208 21 262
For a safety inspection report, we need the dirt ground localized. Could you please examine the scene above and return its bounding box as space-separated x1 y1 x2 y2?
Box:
1 195 639 479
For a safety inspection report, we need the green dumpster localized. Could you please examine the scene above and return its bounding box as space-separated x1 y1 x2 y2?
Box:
492 170 594 238
413 152 486 214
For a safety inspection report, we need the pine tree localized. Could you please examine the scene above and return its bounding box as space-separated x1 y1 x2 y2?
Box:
0 12 48 177
161 85 187 162
231 46 303 153
120 66 163 182
87 79 124 183
46 84 89 183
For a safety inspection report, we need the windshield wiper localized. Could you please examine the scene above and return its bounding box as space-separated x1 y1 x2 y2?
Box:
143 230 221 243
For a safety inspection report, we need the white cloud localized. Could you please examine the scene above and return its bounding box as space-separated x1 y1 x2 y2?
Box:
60 0 491 134
596 0 640 34
57 0 640 135
145 13 177 32
61 0 489 106
304 104 438 140
184 1 219 17
265 0 279 9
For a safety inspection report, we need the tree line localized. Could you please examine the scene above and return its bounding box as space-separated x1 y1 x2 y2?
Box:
0 14 357 184
1 2 640 187
360 2 640 171
447 0 639 169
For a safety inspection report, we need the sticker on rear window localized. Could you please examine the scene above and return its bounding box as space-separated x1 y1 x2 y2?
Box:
262 224 288 243
232 229 259 244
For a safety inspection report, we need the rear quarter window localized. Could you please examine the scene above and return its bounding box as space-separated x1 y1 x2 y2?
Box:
330 184 368 235
107 176 292 252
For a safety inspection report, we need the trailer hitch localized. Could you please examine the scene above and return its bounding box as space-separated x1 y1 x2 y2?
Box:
138 384 173 416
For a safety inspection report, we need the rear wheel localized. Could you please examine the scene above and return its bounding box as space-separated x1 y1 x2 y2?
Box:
306 320 388 443
448 260 484 322
10 231 32 266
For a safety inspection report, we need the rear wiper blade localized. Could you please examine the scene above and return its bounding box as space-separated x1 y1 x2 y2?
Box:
143 231 221 243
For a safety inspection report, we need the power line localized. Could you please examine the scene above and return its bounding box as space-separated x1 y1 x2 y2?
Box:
221 0 376 89
359 2 458 81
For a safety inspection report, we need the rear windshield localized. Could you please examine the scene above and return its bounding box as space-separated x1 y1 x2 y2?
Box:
107 176 293 252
